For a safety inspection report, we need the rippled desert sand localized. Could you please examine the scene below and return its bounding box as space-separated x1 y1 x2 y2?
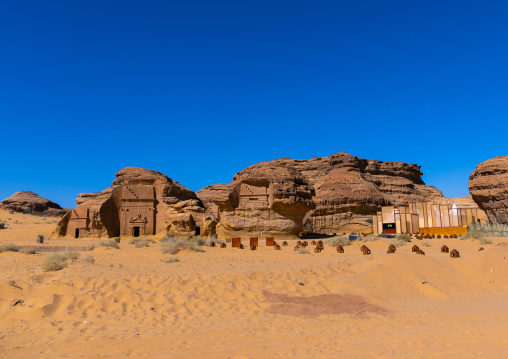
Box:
1 208 508 358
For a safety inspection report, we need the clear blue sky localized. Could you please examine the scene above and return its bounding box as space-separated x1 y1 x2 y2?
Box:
1 0 507 208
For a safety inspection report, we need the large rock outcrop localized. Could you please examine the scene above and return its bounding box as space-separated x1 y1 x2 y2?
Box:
53 167 213 238
469 156 508 223
196 184 230 216
1 191 67 216
209 165 315 238
204 152 449 235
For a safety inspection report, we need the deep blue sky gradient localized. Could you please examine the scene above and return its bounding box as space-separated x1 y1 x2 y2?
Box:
1 0 507 208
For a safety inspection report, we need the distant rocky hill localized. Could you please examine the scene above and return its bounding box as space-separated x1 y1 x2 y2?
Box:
1 191 67 216
198 152 449 236
469 156 508 223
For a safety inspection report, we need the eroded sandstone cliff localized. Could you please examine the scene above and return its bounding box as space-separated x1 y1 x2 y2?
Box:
469 156 508 223
200 152 449 235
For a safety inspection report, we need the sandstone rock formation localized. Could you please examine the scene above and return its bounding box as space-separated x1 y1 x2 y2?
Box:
469 156 508 223
1 191 67 216
53 167 212 238
204 152 449 236
196 184 229 216
76 192 102 205
208 165 315 238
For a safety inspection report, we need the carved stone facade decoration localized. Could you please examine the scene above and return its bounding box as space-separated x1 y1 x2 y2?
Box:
53 167 208 238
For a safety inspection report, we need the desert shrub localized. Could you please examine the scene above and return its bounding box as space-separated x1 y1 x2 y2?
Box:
460 230 484 240
0 243 20 253
114 237 121 243
195 237 207 246
421 241 431 247
326 236 351 247
388 239 407 247
460 230 493 244
129 238 155 248
44 253 68 271
83 255 95 263
358 235 380 242
208 238 224 245
396 234 412 242
37 234 44 243
162 256 180 263
297 247 310 254
20 247 36 254
479 237 493 244
64 251 80 261
0 223 5 229
160 236 206 255
99 240 119 249
135 239 154 248
88 244 97 251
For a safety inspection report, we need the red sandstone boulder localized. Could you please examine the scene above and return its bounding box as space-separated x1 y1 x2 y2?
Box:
469 156 508 223
1 191 67 216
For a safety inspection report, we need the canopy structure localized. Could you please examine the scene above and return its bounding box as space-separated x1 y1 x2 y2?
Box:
373 202 483 235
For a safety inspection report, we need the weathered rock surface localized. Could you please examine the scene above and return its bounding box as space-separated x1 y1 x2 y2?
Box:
76 192 102 205
206 152 449 236
196 184 229 216
54 167 209 238
209 165 315 238
1 191 67 216
469 156 508 223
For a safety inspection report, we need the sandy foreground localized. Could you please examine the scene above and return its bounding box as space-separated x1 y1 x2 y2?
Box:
1 209 508 358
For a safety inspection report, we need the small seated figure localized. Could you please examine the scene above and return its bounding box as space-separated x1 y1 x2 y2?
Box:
412 245 420 252
336 245 344 253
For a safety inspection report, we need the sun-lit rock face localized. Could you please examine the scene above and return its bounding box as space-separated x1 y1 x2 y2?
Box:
53 167 211 238
469 156 508 223
210 164 315 238
1 191 67 216
204 152 448 236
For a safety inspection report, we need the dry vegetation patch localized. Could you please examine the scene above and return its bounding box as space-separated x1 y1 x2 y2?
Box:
160 235 206 255
326 236 351 247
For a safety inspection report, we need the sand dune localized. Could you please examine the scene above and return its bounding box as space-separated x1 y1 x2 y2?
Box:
1 209 508 358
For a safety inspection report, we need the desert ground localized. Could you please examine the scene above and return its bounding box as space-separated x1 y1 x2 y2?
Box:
1 208 508 358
